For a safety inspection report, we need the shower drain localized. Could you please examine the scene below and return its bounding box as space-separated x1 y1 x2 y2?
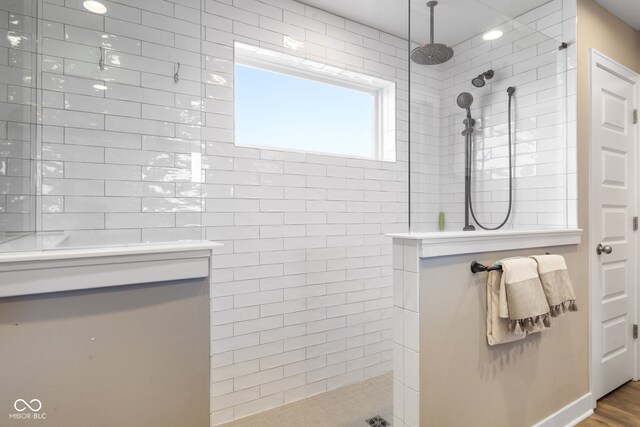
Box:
365 415 390 427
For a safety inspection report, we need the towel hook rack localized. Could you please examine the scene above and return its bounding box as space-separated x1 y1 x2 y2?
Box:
470 261 501 273
471 253 551 274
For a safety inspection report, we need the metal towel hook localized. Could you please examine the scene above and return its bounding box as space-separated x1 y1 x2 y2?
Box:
174 62 180 83
471 253 551 273
98 46 105 71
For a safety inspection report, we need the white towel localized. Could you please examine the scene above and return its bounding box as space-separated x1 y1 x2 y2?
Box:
486 269 526 346
531 254 578 316
499 257 551 334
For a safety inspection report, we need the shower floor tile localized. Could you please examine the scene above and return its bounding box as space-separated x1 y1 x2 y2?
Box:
219 372 392 427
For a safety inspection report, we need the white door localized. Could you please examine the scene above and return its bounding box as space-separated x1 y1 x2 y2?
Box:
590 50 638 400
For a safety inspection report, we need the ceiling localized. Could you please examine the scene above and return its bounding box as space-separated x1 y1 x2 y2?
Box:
595 0 640 30
298 0 555 46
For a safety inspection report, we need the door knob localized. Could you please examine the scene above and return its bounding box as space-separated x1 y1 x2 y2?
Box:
596 243 612 255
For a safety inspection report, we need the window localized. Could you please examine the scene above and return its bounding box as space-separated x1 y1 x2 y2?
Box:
234 43 396 161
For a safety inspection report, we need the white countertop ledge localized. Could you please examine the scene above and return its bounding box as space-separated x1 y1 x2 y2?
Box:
0 240 222 299
0 240 222 264
388 228 582 258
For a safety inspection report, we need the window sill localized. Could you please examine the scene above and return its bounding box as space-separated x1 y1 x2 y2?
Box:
234 142 396 163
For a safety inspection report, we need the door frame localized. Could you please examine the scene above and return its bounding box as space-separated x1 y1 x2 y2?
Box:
588 48 640 407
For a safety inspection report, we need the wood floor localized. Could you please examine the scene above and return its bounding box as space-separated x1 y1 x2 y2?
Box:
578 381 640 426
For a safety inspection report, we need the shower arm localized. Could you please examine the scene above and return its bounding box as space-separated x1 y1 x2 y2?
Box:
429 2 435 45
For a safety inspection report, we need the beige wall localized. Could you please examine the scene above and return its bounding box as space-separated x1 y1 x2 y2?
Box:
0 279 210 427
419 245 587 426
577 0 640 75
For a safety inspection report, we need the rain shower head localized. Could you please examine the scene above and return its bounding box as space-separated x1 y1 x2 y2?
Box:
411 43 454 65
410 1 454 65
471 70 494 87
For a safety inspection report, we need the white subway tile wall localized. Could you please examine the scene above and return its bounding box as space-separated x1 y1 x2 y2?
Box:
410 0 577 232
37 0 205 245
392 237 420 427
204 1 408 423
0 1 36 233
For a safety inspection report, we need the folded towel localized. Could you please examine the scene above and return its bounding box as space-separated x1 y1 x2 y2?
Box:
486 269 526 346
531 254 578 316
499 257 551 334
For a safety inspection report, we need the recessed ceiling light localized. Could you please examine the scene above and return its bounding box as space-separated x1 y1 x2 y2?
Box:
482 30 503 41
83 1 107 14
93 84 108 91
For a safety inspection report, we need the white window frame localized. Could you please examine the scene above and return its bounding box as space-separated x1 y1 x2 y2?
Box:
234 42 396 162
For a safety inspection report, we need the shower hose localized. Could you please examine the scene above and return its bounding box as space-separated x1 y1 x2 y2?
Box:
468 87 515 230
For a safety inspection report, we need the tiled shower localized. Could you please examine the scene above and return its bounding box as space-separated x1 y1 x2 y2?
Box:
0 0 577 425
409 0 576 232
206 3 408 421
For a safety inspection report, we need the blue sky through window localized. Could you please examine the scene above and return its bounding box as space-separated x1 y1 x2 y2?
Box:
235 64 375 158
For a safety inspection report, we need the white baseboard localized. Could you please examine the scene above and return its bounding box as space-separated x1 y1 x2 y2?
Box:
532 393 594 427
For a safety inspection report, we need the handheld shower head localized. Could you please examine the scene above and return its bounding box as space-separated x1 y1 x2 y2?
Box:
457 92 474 122
456 92 474 110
